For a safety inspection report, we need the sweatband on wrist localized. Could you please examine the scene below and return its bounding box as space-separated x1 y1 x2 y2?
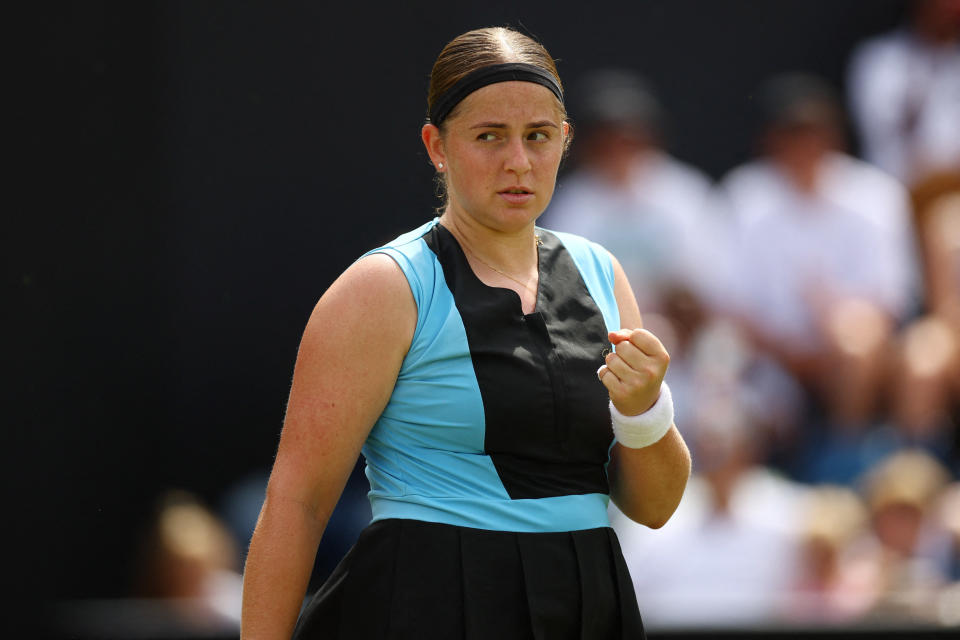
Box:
610 382 674 449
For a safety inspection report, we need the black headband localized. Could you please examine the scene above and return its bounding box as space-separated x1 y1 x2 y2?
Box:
428 62 564 126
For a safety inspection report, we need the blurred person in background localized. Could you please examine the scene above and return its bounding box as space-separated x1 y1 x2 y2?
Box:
134 489 243 632
859 450 953 623
788 487 879 623
916 180 960 336
913 177 960 412
935 483 960 624
541 68 723 317
715 73 919 483
871 316 959 472
937 483 960 581
847 0 960 187
862 176 960 475
848 7 960 480
611 375 805 627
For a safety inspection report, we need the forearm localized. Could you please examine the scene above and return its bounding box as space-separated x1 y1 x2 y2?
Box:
241 494 327 640
608 426 691 529
602 256 691 528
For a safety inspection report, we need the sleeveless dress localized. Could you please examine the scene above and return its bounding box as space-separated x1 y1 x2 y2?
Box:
292 219 645 640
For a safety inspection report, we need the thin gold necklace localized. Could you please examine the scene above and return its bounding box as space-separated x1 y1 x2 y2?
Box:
459 234 542 296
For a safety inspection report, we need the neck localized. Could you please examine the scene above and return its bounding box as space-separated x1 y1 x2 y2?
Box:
439 209 539 274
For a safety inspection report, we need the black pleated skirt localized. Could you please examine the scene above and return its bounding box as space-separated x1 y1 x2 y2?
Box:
292 518 645 640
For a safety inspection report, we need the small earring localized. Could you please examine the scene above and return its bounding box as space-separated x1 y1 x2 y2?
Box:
438 162 444 170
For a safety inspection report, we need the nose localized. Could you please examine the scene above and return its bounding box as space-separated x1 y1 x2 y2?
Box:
503 137 532 177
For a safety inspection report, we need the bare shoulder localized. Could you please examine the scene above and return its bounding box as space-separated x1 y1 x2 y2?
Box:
606 250 643 330
327 252 414 309
301 252 417 362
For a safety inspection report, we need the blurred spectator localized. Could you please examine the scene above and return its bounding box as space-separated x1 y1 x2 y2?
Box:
913 177 960 405
541 68 724 316
872 316 959 472
860 174 960 476
935 483 960 624
859 450 953 622
716 73 920 481
847 0 960 186
915 178 960 330
787 486 880 623
611 386 806 627
661 313 805 472
937 483 960 582
133 489 243 632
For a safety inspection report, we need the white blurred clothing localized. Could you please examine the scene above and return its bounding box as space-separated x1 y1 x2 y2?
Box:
717 152 918 350
848 28 960 184
611 470 807 627
543 150 723 312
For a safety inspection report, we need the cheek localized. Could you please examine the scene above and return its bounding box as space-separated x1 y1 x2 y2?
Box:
449 143 487 173
536 146 565 175
447 155 492 202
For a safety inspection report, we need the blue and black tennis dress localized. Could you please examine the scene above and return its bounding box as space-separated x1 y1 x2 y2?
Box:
293 219 645 639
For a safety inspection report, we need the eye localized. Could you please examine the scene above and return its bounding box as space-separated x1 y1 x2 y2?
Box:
528 131 549 142
477 132 499 142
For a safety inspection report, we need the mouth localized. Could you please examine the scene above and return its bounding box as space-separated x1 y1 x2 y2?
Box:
498 187 535 204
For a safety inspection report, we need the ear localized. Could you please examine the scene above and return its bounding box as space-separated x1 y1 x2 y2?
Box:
421 123 446 171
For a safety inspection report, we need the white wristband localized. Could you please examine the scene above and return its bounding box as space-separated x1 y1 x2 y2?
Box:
611 382 674 449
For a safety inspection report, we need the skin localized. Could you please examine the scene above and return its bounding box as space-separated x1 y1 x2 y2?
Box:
241 78 690 639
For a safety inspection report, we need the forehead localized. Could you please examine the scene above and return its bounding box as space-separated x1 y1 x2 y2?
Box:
450 81 564 125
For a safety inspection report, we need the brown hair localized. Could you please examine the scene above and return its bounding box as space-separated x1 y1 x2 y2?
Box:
427 27 567 128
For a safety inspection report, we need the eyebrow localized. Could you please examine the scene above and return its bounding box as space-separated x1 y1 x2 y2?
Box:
469 120 559 130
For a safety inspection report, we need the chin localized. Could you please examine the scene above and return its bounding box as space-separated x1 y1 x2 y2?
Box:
495 207 542 230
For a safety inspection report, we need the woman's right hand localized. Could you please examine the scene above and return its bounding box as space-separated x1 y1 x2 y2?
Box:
598 328 670 417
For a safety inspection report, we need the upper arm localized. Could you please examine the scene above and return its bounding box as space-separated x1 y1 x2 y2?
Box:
267 252 417 523
609 252 643 330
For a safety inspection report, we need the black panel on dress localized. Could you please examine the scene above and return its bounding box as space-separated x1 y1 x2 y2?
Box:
424 225 614 499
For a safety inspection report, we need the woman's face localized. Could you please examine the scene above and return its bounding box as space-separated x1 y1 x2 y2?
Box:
435 81 567 234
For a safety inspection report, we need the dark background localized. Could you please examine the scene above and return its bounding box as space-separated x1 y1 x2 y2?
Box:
14 0 910 609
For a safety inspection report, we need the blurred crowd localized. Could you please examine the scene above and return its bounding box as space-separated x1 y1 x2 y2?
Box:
545 0 960 628
121 1 960 634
